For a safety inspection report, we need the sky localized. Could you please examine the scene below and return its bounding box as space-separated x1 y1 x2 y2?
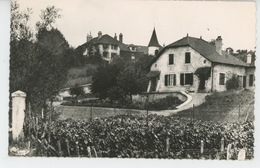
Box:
16 0 256 51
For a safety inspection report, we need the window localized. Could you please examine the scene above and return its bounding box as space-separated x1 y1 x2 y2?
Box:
180 73 193 85
219 73 225 85
185 52 191 63
103 52 108 58
169 54 174 65
111 45 118 50
165 74 176 86
249 74 254 86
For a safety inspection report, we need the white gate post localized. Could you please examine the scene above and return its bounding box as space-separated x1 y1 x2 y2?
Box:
11 90 26 141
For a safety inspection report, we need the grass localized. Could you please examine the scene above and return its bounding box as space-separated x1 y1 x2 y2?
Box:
63 64 97 88
174 89 255 122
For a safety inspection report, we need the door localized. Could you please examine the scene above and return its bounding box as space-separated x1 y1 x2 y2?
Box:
198 78 206 91
150 78 157 92
243 76 246 88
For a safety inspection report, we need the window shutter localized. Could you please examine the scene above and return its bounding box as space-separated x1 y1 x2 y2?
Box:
169 54 174 65
180 74 184 85
174 74 176 85
165 75 168 86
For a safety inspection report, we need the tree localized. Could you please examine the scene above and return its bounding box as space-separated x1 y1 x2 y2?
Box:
91 55 151 103
86 45 105 64
69 84 85 100
91 64 120 99
36 6 61 31
10 1 33 41
10 3 69 115
226 75 240 90
117 66 144 102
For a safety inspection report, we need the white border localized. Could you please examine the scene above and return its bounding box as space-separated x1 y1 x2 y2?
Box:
0 0 259 168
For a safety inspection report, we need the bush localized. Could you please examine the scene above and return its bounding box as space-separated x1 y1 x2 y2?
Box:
148 96 183 110
61 95 184 111
226 75 239 90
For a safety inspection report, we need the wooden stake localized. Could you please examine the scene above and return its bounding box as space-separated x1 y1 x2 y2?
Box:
220 137 224 152
65 139 71 157
200 140 204 154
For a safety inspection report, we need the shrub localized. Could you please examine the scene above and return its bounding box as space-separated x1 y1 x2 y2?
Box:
147 96 183 111
226 75 239 90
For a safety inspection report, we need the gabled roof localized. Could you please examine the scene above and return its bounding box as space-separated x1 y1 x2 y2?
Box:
89 34 119 45
77 34 130 51
148 28 161 47
127 44 148 54
153 36 251 67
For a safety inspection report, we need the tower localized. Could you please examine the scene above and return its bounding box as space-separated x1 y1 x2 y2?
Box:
148 28 161 56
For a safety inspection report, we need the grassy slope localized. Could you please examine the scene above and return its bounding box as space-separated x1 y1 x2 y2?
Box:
63 64 97 88
174 90 255 122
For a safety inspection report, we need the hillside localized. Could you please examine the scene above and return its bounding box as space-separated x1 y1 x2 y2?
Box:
63 64 97 88
174 90 255 122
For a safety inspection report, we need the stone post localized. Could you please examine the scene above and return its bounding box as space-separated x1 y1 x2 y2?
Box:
11 90 26 141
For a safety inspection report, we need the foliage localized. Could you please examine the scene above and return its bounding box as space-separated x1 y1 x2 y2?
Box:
226 75 240 90
61 95 183 111
10 1 33 41
107 87 125 103
117 66 145 102
86 45 106 64
69 84 85 100
147 96 183 110
36 5 61 31
91 55 152 102
31 114 254 159
91 64 120 99
10 3 69 115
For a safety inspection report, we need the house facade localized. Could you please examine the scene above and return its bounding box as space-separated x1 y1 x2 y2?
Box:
147 35 255 93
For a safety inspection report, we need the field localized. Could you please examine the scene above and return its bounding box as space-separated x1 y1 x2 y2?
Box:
55 105 143 121
174 90 255 122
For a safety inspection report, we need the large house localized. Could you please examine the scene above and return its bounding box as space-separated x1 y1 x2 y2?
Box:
146 34 255 93
76 31 148 62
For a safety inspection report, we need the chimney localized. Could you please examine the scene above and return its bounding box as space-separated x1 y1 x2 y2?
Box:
119 33 123 43
215 36 223 55
86 31 93 42
247 53 252 64
114 33 117 40
98 31 102 39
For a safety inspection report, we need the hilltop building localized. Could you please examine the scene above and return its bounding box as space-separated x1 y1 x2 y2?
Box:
76 31 148 62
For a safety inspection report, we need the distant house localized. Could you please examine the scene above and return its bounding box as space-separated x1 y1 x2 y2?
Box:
147 35 255 93
76 31 148 62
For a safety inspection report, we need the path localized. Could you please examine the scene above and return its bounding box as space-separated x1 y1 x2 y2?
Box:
54 92 209 120
150 92 209 116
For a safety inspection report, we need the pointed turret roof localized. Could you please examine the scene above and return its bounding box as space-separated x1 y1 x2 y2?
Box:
148 28 161 47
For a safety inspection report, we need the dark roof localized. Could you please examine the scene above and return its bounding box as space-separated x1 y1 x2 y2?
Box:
153 36 250 67
148 28 161 47
77 34 131 52
146 71 160 78
137 45 148 54
89 34 119 45
195 67 211 76
128 44 148 54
